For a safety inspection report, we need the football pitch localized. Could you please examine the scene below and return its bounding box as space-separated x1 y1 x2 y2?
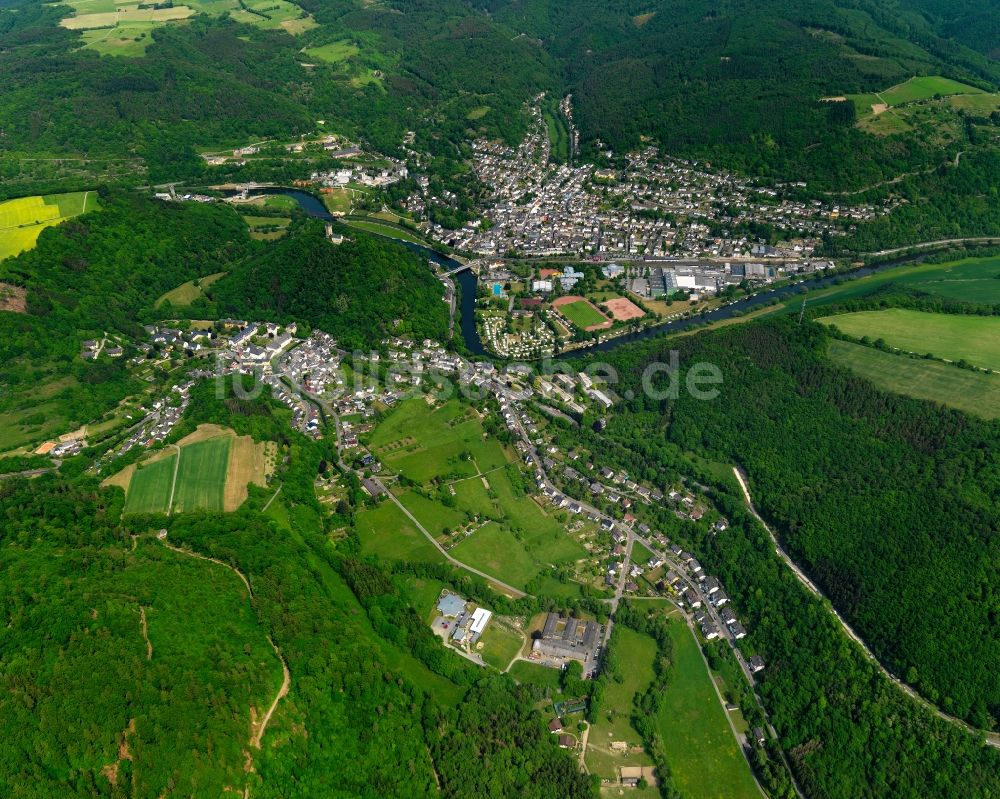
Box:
555 298 609 330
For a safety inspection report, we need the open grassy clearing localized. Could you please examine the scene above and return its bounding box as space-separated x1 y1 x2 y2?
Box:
304 40 359 64
658 622 761 799
819 309 1000 371
585 626 657 781
509 659 564 691
367 398 507 484
341 218 427 245
451 522 540 590
155 271 225 308
879 76 985 105
466 105 491 120
827 340 1000 420
354 500 444 563
0 192 97 261
398 489 468 536
478 621 524 670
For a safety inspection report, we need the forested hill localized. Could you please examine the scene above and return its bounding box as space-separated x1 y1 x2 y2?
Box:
600 318 1000 731
209 222 450 349
1 0 998 195
475 0 999 186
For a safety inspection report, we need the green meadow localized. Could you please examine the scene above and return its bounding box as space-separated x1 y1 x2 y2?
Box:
658 622 761 799
125 454 177 515
827 340 1000 420
171 436 231 514
819 309 1000 371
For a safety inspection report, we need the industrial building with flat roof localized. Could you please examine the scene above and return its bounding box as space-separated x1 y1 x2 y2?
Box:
530 613 602 673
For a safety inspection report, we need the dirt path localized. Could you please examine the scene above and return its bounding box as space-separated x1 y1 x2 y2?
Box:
138 607 152 661
733 466 1000 749
165 444 181 516
251 637 290 749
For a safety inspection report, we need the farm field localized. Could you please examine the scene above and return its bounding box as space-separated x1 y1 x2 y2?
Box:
171 436 232 514
354 500 443 563
657 622 761 799
124 453 177 515
0 192 97 261
155 271 226 308
751 256 1000 323
110 426 267 514
61 0 315 55
819 309 1000 371
554 296 610 330
585 626 658 782
398 489 468 536
879 76 984 105
367 398 507 484
827 340 1000 420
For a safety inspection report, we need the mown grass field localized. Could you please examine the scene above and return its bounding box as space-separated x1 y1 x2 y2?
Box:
585 626 658 781
827 340 1000 420
321 188 352 214
658 622 761 799
451 522 540 589
171 436 231 513
354 500 443 563
0 192 96 261
125 454 176 515
557 298 608 330
398 489 468 536
478 622 524 670
819 309 1000 371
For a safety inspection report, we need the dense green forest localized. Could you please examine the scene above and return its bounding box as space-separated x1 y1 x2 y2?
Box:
209 221 449 348
1 0 998 197
560 317 1000 797
0 190 253 430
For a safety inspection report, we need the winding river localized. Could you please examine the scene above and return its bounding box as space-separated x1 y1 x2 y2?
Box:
256 188 930 359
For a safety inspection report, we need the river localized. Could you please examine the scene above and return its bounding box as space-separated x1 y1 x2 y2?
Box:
252 188 929 359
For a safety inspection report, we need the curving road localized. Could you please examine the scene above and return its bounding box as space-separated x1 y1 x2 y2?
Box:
732 466 1000 750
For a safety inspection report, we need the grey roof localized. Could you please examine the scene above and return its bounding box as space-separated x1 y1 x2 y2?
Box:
436 592 466 618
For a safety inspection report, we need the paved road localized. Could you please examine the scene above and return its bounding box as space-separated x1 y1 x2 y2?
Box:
733 466 1000 750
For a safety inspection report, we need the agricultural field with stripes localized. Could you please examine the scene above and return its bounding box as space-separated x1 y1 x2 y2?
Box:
0 192 97 262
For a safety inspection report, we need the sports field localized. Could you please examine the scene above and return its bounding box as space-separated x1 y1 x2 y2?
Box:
585 627 658 782
658 622 761 799
827 340 1000 420
601 296 645 321
367 398 508 484
819 309 1000 371
553 296 611 330
0 192 97 261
